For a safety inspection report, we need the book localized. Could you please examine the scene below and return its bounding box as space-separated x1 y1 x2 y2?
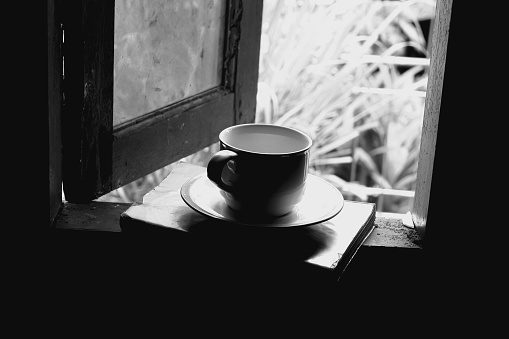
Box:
120 162 376 282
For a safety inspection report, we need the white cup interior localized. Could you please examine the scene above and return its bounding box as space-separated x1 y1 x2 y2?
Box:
220 124 312 154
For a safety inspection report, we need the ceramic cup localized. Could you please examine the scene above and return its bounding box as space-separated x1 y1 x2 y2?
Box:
207 123 313 217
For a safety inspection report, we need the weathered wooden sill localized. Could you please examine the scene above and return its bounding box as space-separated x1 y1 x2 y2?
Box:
53 201 422 249
52 200 425 304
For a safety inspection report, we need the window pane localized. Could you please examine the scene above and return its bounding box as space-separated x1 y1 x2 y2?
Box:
113 0 226 126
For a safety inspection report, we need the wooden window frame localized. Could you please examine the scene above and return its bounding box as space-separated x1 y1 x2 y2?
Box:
49 0 458 255
60 0 263 202
411 0 452 242
49 0 64 225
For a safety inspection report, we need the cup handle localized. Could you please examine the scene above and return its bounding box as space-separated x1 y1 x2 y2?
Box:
207 150 239 193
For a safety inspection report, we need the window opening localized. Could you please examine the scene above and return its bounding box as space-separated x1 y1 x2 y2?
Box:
96 0 436 215
255 0 435 214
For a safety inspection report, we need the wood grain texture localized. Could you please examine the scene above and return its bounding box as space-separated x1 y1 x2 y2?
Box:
62 0 114 202
412 0 453 239
48 0 63 224
233 0 263 125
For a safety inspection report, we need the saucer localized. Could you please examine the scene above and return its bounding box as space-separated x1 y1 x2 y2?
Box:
180 172 344 227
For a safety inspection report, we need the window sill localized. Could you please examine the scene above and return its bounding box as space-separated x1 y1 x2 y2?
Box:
52 200 425 304
53 159 424 295
53 201 422 249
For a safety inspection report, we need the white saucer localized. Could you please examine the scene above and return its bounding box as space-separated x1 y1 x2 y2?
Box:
180 172 344 227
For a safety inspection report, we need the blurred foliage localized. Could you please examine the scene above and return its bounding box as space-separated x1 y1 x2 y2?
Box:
255 0 435 213
95 0 436 214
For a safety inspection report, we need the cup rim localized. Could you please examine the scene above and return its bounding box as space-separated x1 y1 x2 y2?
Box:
219 123 313 156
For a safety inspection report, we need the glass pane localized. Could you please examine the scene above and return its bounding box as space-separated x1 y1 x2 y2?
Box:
113 0 226 126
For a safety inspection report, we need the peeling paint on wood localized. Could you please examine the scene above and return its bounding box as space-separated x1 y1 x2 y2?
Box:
364 217 422 248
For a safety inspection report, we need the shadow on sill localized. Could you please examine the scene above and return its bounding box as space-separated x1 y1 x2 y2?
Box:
53 201 422 249
49 201 430 311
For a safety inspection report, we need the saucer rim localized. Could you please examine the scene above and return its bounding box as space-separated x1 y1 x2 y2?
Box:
180 172 344 227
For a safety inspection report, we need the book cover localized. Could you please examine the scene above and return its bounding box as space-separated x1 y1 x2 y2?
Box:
120 162 375 281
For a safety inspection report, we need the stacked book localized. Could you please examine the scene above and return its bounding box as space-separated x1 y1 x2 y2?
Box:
120 162 375 282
